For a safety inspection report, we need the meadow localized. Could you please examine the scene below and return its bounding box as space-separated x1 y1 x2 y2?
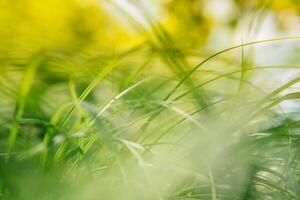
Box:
1 0 300 199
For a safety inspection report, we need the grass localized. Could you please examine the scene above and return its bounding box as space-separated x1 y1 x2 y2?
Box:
1 1 300 200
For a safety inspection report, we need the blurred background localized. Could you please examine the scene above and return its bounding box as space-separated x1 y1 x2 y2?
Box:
0 0 300 116
1 0 300 199
1 0 300 54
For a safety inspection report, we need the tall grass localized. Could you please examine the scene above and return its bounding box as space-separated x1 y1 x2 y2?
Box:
1 1 300 200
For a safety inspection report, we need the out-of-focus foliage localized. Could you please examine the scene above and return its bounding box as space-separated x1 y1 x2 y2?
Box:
1 0 300 199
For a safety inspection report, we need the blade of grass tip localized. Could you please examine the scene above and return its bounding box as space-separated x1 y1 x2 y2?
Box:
96 80 146 118
230 77 300 135
143 99 223 145
164 36 300 101
84 79 147 130
117 138 145 166
174 65 300 101
112 109 162 137
168 100 224 146
56 60 119 133
158 102 209 133
41 61 118 168
68 76 87 121
238 40 247 93
6 54 42 161
49 80 147 166
122 57 152 89
260 76 300 104
127 77 174 122
226 41 248 121
53 142 69 164
244 77 300 120
249 92 300 127
39 103 72 168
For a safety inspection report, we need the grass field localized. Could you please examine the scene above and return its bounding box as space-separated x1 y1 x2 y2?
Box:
1 0 300 199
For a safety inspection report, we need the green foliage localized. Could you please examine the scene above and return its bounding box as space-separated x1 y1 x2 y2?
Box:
1 0 300 199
